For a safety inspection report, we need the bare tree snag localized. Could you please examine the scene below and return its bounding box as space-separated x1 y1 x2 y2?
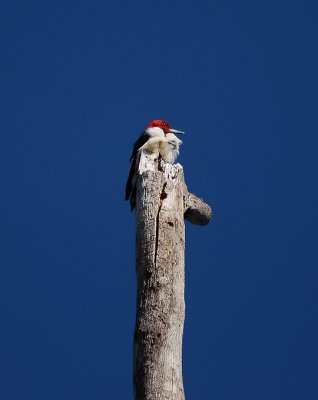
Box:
133 149 212 400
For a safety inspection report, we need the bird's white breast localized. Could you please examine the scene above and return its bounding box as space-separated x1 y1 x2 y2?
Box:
159 133 182 164
140 128 182 164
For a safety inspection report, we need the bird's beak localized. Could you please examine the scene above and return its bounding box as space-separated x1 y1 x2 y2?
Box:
168 128 185 135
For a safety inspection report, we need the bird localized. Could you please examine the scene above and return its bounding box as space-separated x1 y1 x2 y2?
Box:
125 119 185 211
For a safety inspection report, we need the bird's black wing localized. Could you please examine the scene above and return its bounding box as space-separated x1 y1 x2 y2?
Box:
125 131 151 209
129 131 151 161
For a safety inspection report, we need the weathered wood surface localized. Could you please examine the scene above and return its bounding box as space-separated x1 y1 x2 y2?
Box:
134 150 211 400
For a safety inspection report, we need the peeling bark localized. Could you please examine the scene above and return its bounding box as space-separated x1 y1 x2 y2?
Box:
133 150 211 400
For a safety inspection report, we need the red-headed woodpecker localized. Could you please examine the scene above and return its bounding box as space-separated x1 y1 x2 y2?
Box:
125 119 184 210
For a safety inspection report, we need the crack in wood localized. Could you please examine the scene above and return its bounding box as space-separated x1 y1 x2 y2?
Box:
154 182 167 267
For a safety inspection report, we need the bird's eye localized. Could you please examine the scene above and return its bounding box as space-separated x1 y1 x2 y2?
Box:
162 122 166 126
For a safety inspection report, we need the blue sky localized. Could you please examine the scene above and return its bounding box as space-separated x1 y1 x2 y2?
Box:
1 1 318 399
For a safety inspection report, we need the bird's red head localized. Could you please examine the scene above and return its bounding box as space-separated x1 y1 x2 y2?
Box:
147 119 171 134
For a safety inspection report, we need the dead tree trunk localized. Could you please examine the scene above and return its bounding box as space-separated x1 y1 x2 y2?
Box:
133 150 211 400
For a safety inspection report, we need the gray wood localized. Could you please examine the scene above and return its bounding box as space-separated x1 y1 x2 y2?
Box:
133 149 211 400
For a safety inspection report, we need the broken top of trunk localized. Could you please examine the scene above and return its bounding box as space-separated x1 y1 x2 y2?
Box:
137 149 212 225
133 149 212 400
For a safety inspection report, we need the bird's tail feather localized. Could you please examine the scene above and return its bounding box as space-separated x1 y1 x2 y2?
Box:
125 153 140 211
